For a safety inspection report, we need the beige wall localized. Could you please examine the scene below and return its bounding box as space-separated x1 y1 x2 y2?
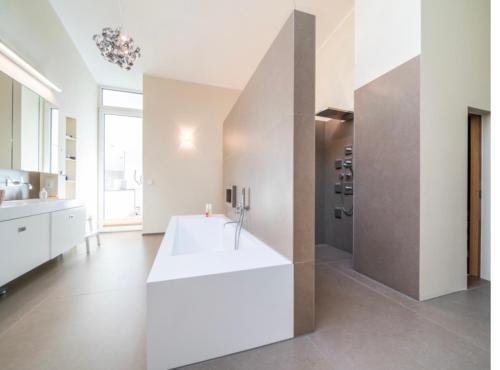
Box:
142 76 239 234
355 0 421 89
0 0 98 219
419 0 490 299
223 10 315 335
316 9 354 112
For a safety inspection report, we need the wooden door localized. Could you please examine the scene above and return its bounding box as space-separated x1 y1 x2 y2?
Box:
468 114 481 277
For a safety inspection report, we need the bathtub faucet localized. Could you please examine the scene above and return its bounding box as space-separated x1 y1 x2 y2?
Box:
224 187 251 250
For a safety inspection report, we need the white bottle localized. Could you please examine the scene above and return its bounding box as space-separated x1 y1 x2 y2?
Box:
39 187 48 200
205 203 212 217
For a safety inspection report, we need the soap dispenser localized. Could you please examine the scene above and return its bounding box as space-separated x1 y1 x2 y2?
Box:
39 187 48 200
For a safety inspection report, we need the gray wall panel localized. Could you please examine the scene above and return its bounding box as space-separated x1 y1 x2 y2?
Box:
353 56 420 299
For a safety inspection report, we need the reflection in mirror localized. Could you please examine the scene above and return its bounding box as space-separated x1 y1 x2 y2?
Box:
38 99 59 173
15 84 41 172
0 71 13 168
0 73 59 174
50 108 59 173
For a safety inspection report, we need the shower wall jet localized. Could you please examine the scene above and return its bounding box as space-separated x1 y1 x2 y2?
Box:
315 118 354 252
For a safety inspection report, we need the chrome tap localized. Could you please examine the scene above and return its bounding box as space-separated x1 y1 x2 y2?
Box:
6 177 33 190
225 188 251 250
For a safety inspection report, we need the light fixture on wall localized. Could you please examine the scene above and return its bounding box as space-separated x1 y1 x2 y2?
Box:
179 128 195 149
92 0 141 70
0 41 62 93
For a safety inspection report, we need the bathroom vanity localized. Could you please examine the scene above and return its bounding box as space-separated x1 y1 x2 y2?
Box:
0 199 86 288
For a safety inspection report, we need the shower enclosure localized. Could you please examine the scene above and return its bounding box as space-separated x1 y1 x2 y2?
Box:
315 110 354 253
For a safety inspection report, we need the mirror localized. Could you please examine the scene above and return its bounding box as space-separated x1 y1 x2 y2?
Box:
0 70 59 174
0 71 13 169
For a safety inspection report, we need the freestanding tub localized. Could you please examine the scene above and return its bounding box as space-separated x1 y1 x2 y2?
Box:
147 215 293 370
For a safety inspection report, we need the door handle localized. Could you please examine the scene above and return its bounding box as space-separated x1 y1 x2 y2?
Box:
68 215 74 220
18 226 26 233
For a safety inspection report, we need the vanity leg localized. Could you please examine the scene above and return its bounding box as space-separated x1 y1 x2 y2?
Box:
85 238 90 254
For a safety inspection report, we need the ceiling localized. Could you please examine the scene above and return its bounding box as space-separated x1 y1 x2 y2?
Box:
49 0 353 91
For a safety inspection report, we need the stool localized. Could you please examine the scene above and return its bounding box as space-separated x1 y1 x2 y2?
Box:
85 216 101 253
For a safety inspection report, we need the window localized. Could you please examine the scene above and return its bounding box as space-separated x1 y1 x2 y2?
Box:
102 88 142 110
99 87 143 230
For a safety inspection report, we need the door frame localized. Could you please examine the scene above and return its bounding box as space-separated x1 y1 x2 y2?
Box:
468 114 482 277
98 86 143 231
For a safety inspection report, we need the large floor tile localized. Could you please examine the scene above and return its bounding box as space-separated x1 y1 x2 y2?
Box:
0 236 490 370
312 263 490 370
315 245 352 264
329 261 490 351
409 286 490 351
0 255 64 336
0 232 161 370
0 288 147 370
181 336 332 370
47 233 161 298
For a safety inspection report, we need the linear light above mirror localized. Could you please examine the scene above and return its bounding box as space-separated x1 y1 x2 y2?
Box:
0 41 62 94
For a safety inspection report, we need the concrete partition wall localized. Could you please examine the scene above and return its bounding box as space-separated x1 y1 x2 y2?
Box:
223 10 315 335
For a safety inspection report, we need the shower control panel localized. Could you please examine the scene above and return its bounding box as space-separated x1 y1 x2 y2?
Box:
335 183 342 194
344 183 353 195
333 143 354 218
335 159 343 169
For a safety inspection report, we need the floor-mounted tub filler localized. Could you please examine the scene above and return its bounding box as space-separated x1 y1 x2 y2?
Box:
147 215 293 370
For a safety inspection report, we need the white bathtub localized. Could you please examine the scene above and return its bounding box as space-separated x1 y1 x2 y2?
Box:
147 215 293 370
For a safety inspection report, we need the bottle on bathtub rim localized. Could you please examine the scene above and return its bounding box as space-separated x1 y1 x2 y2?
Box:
205 203 213 217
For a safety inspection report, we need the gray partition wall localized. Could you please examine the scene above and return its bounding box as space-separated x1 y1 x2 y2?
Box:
223 10 316 335
353 57 421 299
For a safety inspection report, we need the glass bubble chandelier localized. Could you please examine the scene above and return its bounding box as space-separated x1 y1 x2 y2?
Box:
93 27 141 70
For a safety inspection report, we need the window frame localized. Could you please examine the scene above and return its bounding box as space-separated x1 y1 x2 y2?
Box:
98 86 143 231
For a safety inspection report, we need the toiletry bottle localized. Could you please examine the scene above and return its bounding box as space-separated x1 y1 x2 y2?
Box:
40 187 48 200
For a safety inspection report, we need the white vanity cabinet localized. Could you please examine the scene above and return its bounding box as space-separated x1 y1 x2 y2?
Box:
50 206 86 258
0 213 50 287
0 200 86 288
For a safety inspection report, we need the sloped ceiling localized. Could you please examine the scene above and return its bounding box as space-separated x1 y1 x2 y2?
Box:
49 0 353 90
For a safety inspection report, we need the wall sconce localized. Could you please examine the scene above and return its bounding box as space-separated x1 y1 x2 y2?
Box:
179 128 195 149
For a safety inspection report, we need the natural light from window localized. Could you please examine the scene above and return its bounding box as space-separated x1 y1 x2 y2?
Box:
102 88 143 110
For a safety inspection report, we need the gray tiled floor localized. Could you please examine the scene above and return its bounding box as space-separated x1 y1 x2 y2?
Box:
0 236 490 370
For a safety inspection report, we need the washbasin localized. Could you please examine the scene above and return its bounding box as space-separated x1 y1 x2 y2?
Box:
0 198 83 222
0 199 57 208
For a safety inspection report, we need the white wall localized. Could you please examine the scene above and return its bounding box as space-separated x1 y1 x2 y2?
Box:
354 0 421 88
0 0 99 220
481 114 491 280
316 9 354 112
143 76 239 234
419 0 490 299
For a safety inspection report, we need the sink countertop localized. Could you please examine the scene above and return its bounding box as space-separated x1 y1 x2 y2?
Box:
0 199 84 222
